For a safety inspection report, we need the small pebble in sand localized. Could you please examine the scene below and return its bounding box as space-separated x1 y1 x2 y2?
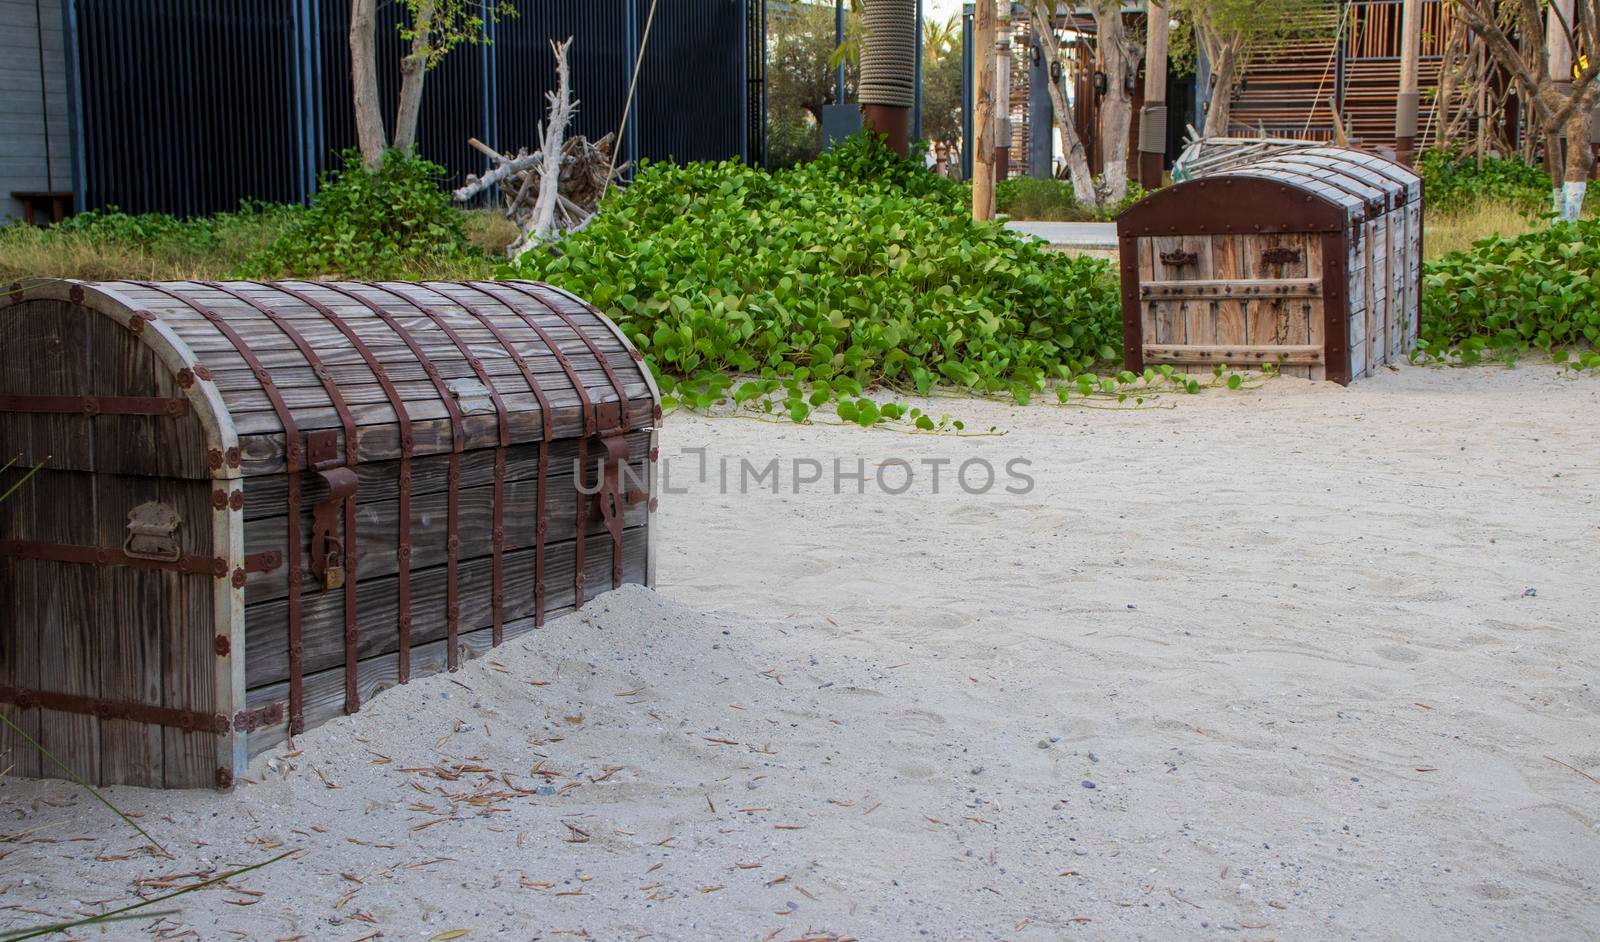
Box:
1081 780 1097 789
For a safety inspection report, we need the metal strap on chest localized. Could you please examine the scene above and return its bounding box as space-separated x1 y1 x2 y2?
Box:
314 283 469 671
449 283 558 628
468 282 600 609
502 281 640 594
272 281 420 684
367 282 515 652
136 281 310 737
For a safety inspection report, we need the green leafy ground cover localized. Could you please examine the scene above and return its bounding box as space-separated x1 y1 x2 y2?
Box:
1418 217 1600 370
510 135 1147 423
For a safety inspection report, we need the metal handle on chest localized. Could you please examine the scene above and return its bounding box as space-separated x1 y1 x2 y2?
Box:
124 502 182 562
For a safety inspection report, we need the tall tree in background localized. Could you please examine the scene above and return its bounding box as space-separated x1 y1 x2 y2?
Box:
768 1 858 167
1092 0 1139 202
1029 1 1097 205
921 16 966 146
1454 0 1599 219
1167 0 1323 137
350 0 513 170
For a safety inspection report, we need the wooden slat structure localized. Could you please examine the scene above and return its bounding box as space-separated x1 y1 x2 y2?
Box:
0 279 660 789
1117 146 1422 382
1229 0 1464 150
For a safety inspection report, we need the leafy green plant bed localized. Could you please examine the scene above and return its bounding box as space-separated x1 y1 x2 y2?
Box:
1418 149 1599 217
508 134 1134 422
994 177 1146 222
1418 217 1600 370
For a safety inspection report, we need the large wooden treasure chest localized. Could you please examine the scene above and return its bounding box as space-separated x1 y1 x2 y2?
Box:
1117 146 1422 383
0 279 659 788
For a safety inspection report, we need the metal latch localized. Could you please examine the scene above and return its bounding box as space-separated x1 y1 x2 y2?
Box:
307 429 359 591
124 502 181 562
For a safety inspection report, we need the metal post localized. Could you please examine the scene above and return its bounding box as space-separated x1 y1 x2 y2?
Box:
1138 1 1168 187
625 0 640 170
962 4 973 179
61 0 87 210
836 0 846 104
913 0 923 142
1028 32 1051 177
1394 0 1422 165
739 0 749 164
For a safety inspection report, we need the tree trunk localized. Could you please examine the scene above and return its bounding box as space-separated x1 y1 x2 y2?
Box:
1202 44 1237 136
1560 96 1594 220
350 0 387 170
1030 2 1097 205
393 0 436 156
1096 2 1134 203
973 0 997 219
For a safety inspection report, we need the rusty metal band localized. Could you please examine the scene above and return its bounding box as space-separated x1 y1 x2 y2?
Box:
1 684 229 734
0 539 224 575
467 282 598 609
368 282 514 649
1119 236 1145 374
207 282 364 716
138 282 309 736
504 282 636 590
0 394 188 417
314 282 468 670
447 283 557 626
506 281 632 433
271 282 418 684
1321 231 1353 385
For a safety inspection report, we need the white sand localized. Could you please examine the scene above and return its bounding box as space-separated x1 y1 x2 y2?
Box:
3 363 1599 941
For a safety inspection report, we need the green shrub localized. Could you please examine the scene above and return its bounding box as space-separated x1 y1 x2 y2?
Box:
1417 149 1597 216
242 149 489 280
995 177 1149 221
1418 216 1600 369
0 204 297 282
996 178 1092 221
509 133 1122 414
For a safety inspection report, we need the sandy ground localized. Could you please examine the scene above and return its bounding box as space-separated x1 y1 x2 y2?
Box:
3 363 1599 942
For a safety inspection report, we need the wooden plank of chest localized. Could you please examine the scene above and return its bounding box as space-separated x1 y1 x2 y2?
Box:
241 460 649 605
25 306 101 783
1244 234 1291 346
235 396 656 476
0 470 41 779
215 366 629 415
241 529 649 753
228 381 650 437
1209 235 1248 346
89 325 165 786
244 512 649 687
242 430 652 519
203 350 639 397
0 311 38 777
1138 239 1158 351
163 482 220 790
157 303 623 355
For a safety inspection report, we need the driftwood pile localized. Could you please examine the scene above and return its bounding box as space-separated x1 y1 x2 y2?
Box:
451 38 628 258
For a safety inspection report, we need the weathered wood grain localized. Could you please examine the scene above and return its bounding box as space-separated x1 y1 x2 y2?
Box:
242 461 649 604
236 397 655 476
242 530 648 756
241 430 651 519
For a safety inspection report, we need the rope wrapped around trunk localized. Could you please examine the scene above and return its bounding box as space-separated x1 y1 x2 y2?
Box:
859 0 917 109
